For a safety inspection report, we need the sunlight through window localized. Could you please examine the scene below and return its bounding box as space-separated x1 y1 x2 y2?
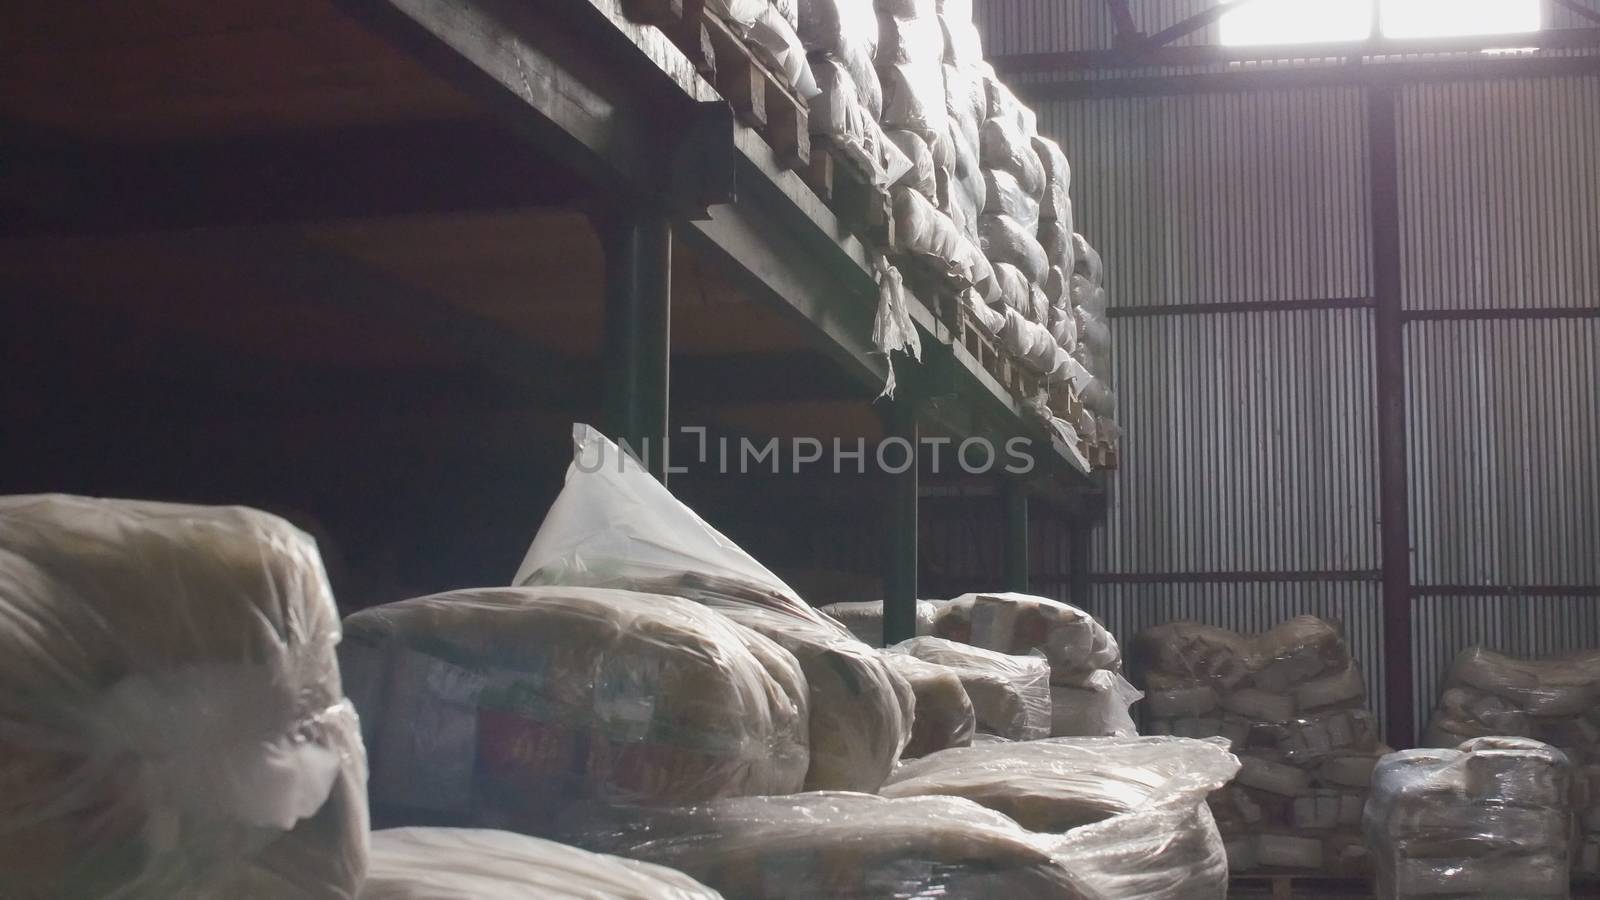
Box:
1220 0 1374 46
1381 0 1540 39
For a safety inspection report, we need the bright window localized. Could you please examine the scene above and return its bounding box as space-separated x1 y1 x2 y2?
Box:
1219 0 1542 45
1220 0 1373 46
1381 0 1540 39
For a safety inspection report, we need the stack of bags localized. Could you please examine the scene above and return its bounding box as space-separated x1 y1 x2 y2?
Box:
933 0 986 246
818 597 938 644
1064 234 1118 449
881 736 1241 899
1131 616 1386 874
930 591 1140 738
1365 737 1575 898
0 495 370 899
799 0 911 187
1423 647 1600 874
888 636 1052 741
707 0 819 102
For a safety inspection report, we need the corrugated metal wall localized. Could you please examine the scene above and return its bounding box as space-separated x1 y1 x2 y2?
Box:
977 0 1600 741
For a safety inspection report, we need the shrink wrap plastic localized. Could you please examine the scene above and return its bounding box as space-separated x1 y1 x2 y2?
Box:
513 425 912 795
1365 739 1575 898
799 0 881 115
1050 670 1142 738
819 598 939 644
931 591 1122 683
889 636 1052 740
885 737 1239 900
1132 616 1379 874
1422 647 1600 874
567 792 1100 899
361 827 723 899
0 495 368 899
979 213 1048 284
342 587 811 827
885 654 978 758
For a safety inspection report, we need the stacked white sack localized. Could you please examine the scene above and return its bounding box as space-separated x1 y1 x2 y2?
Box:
563 792 1100 899
514 425 914 794
883 736 1240 900
1132 616 1385 875
889 636 1052 740
1066 233 1118 446
929 591 1140 737
938 0 986 245
0 495 369 899
884 653 978 758
361 827 724 899
341 587 812 831
1423 647 1600 874
706 0 819 100
1364 737 1575 899
819 598 939 644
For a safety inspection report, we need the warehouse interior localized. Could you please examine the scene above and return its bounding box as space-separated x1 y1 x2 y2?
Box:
0 0 1596 896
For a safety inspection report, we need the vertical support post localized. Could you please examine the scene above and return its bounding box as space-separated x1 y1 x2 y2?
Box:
1067 518 1092 610
601 209 672 481
883 398 920 645
1003 479 1030 592
1369 85 1414 748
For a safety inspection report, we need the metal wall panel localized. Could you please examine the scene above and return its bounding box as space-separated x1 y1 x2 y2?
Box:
1092 307 1381 573
1036 89 1372 308
1406 317 1600 585
1091 580 1388 734
1412 594 1600 737
1398 76 1600 311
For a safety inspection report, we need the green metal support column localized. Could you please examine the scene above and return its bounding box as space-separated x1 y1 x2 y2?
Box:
883 397 919 645
601 209 672 481
1003 479 1029 592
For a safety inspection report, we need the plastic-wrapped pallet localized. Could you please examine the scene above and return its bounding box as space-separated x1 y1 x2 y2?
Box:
929 591 1122 682
885 127 937 200
891 183 987 281
1132 616 1381 875
818 598 938 644
875 0 947 138
361 827 724 899
885 654 978 757
342 586 811 830
0 495 369 899
889 636 1052 740
1365 738 1575 899
513 425 914 795
566 792 1100 899
979 211 1048 284
1422 647 1600 875
884 737 1239 899
809 60 907 188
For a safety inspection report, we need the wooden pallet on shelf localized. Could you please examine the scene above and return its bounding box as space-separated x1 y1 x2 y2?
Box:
622 0 808 168
802 138 892 246
923 282 1051 404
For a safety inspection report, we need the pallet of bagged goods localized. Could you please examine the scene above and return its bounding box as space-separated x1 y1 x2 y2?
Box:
1423 647 1600 876
929 591 1141 737
0 495 368 898
1130 616 1386 877
513 425 913 794
1365 737 1575 899
888 636 1051 741
880 735 1241 899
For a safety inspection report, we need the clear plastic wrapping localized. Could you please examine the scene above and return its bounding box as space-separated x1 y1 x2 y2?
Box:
1365 739 1575 899
569 792 1098 899
979 118 1045 197
885 654 978 758
818 599 938 645
361 827 724 899
512 426 911 796
342 586 811 828
984 169 1041 229
889 636 1052 740
1132 616 1377 874
978 213 1048 283
1050 670 1142 737
885 127 937 200
0 495 369 899
930 591 1121 683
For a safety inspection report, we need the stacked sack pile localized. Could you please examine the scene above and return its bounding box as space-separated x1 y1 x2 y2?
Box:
1365 737 1575 898
930 591 1141 738
799 0 912 189
1059 234 1118 452
1423 647 1600 875
707 0 819 102
1131 616 1387 875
